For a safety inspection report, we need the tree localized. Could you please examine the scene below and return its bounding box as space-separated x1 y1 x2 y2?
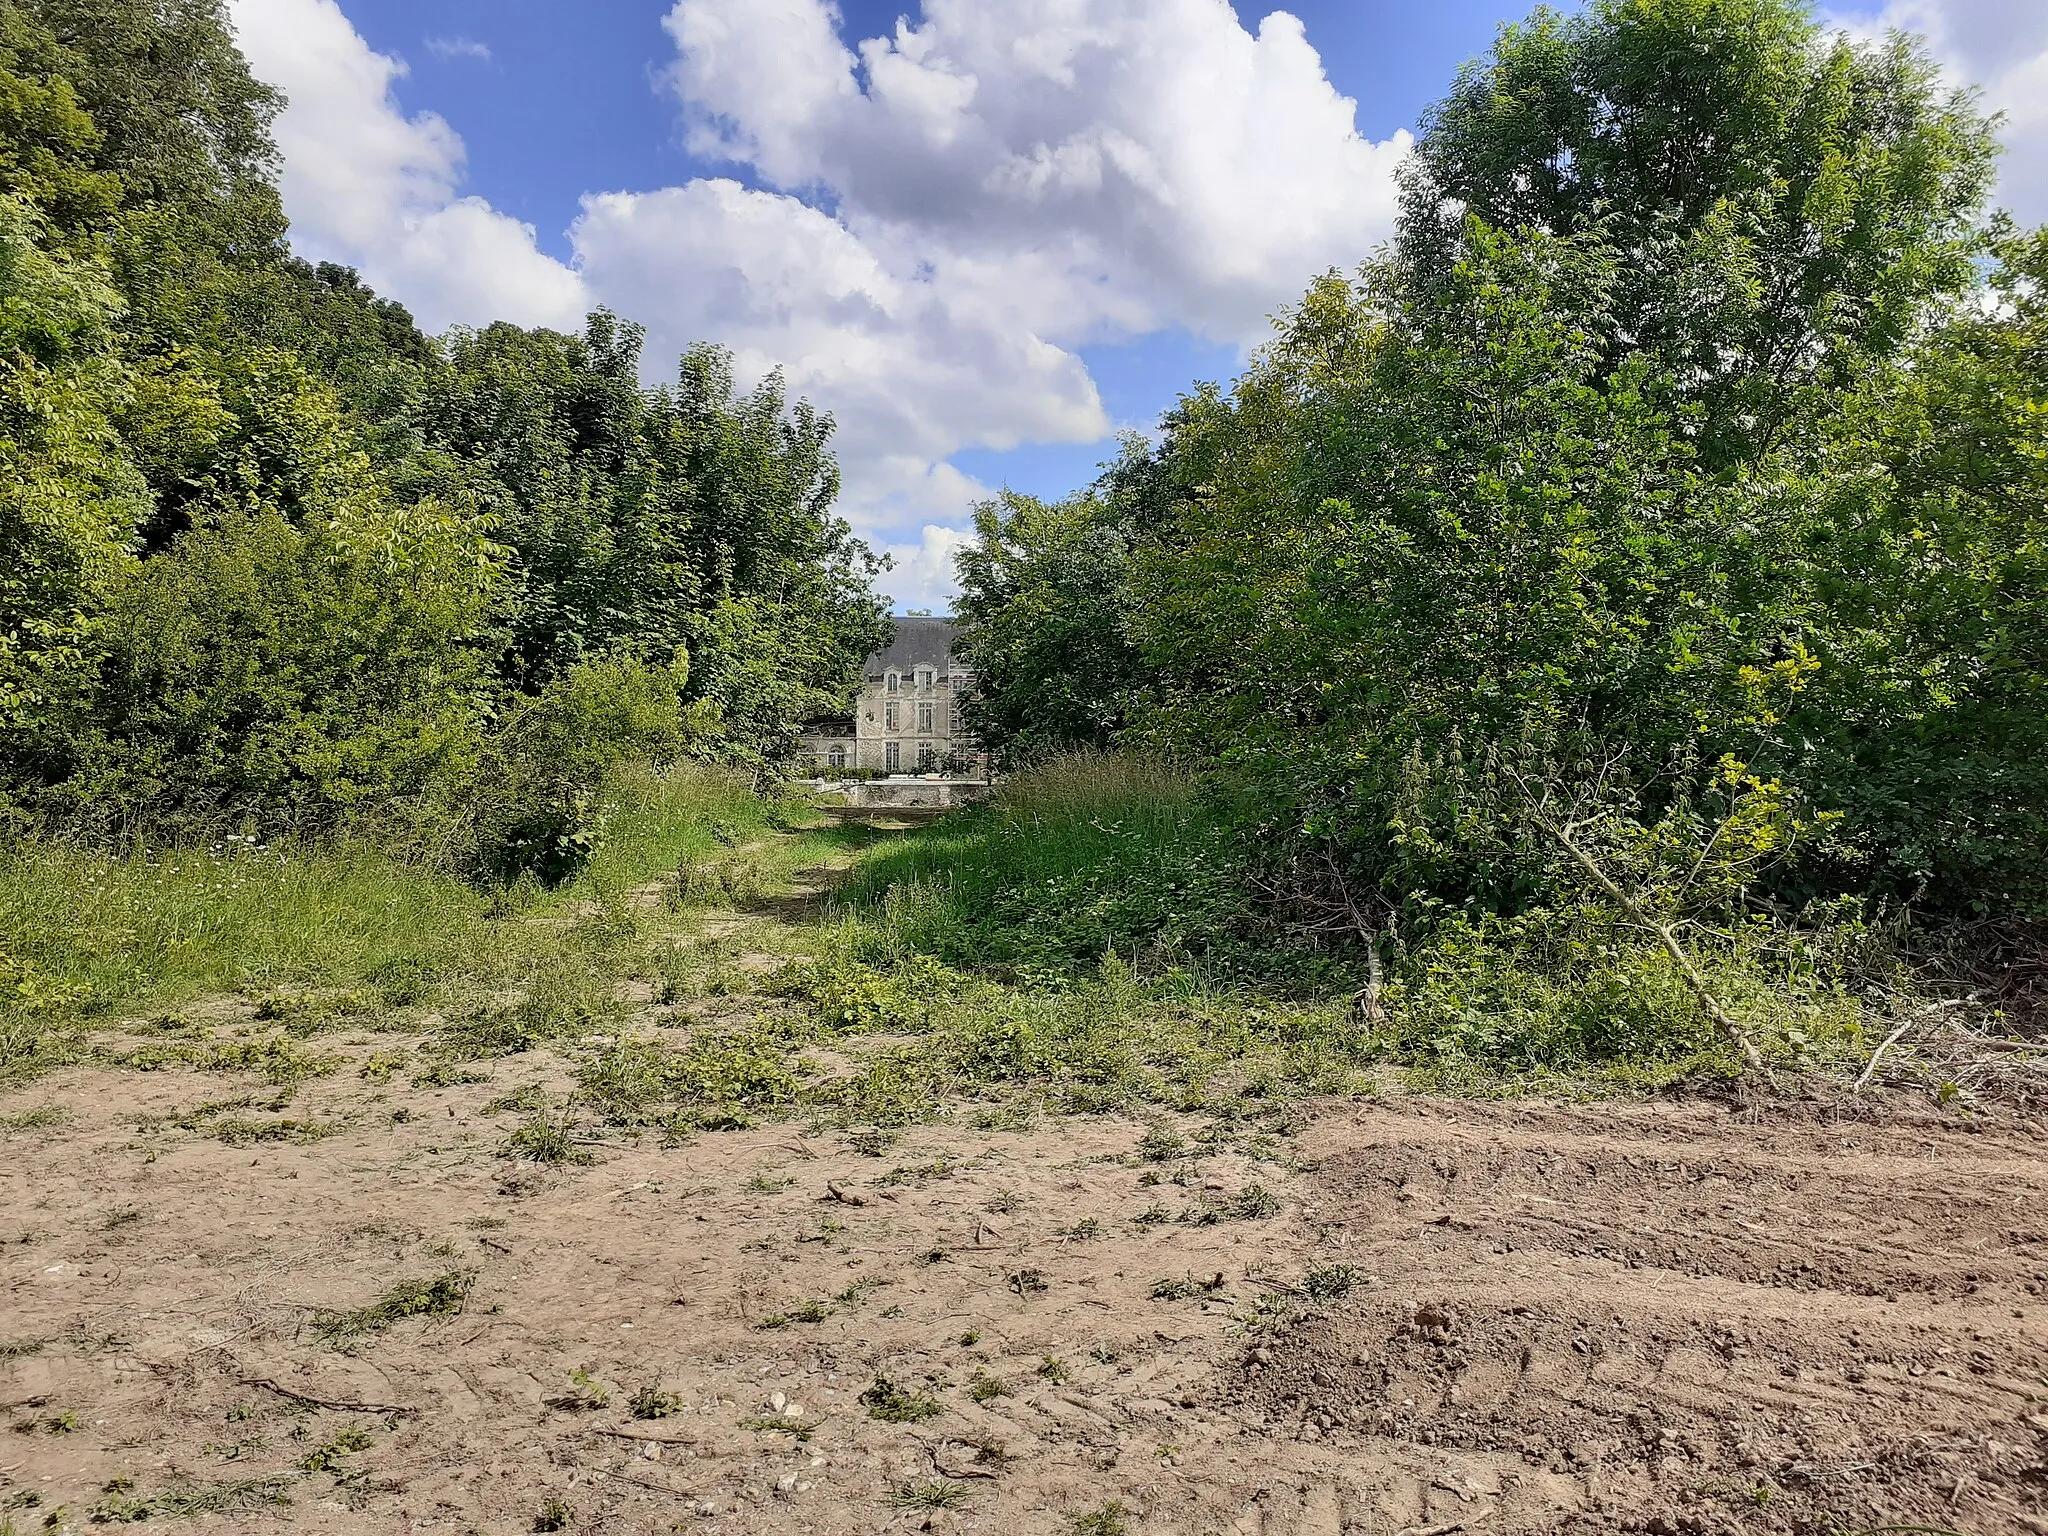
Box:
1400 0 1996 469
953 479 1149 764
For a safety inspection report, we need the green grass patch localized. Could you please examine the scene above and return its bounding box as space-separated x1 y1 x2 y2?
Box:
858 1375 942 1423
311 1270 474 1345
90 1476 294 1521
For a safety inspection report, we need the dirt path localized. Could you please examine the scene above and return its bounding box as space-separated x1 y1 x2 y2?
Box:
2 844 2045 1535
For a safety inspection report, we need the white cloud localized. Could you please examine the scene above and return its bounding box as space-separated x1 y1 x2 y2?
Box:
659 0 1409 345
424 35 492 63
226 0 582 332
1838 0 2048 224
230 0 1411 606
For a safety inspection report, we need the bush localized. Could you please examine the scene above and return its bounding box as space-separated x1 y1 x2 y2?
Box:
458 655 704 884
50 490 498 838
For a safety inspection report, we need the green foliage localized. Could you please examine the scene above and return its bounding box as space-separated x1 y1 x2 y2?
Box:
576 1030 802 1131
310 1269 473 1345
954 480 1151 763
835 756 1261 976
0 0 882 870
951 0 2048 1054
1401 0 1995 469
858 1375 942 1423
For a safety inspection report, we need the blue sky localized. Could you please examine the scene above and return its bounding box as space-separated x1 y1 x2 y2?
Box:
228 0 2045 610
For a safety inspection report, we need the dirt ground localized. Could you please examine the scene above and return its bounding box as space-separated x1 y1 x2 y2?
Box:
4 1051 2045 1536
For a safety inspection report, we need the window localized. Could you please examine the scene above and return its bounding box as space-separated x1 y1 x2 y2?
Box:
917 702 933 734
885 701 899 730
886 672 899 693
917 667 933 691
885 741 900 771
827 746 846 769
917 744 939 771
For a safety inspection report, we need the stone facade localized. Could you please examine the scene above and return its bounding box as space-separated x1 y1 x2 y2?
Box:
801 616 987 776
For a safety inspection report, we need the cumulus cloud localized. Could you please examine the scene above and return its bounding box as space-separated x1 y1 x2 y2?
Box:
1838 0 2048 223
583 0 1413 594
226 0 582 332
230 0 1412 605
659 0 1409 345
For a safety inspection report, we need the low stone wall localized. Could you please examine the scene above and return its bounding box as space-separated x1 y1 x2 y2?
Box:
806 777 993 809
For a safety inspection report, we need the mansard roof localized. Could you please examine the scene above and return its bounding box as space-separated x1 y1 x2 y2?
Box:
868 615 962 675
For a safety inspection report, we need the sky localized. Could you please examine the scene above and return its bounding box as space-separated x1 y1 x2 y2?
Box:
223 0 2048 612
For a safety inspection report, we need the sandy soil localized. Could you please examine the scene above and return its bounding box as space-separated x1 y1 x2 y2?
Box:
3 1048 2044 1536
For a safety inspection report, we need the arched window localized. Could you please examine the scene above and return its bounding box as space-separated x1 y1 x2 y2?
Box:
827 746 846 768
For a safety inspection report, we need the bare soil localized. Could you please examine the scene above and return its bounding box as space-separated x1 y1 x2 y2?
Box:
4 1061 2044 1536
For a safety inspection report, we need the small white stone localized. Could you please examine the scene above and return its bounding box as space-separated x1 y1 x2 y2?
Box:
783 1402 804 1418
771 1391 787 1412
776 1474 798 1492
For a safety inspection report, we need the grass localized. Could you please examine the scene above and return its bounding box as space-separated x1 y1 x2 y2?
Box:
0 764 775 1085
297 1421 373 1473
90 1476 294 1520
888 1481 971 1511
858 1375 942 1424
1069 1501 1133 1536
311 1270 474 1344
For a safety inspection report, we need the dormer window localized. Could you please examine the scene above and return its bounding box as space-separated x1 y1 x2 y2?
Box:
886 672 900 693
916 667 934 691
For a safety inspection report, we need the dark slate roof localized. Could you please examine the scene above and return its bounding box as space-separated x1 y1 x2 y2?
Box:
868 616 961 674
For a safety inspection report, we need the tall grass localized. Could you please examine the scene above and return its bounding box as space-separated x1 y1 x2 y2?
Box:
834 754 1259 977
0 762 780 1081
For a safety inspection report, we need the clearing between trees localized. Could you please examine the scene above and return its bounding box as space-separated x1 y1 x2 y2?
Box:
2 807 2042 1536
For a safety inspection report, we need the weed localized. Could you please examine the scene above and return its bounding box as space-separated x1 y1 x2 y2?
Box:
736 1414 819 1441
1152 1275 1226 1301
311 1269 474 1344
0 1339 48 1362
545 1369 610 1412
967 1372 1008 1403
1302 1265 1359 1301
887 1481 971 1511
357 1050 408 1082
1137 1125 1186 1162
0 1104 68 1131
115 1035 341 1085
297 1422 372 1473
483 1083 549 1115
744 1171 793 1193
101 1206 143 1231
1132 1204 1169 1226
207 1115 343 1146
578 1032 800 1130
986 1188 1023 1213
876 1157 957 1186
1069 1500 1132 1536
1228 1183 1281 1219
42 1410 77 1433
1009 1267 1048 1296
859 1375 942 1424
533 1496 572 1531
628 1385 684 1420
1037 1355 1071 1384
90 1477 293 1521
1056 1217 1101 1240
501 1109 597 1166
957 1330 979 1346
1089 1346 1121 1365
